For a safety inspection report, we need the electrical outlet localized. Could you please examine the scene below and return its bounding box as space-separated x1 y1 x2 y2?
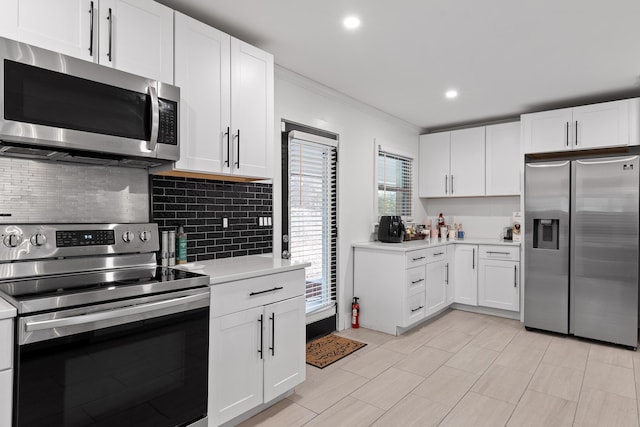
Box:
222 217 228 228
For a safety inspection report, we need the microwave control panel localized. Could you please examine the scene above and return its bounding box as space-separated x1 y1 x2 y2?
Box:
157 98 177 145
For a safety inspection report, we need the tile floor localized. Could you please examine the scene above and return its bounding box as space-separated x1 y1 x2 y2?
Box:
239 309 640 427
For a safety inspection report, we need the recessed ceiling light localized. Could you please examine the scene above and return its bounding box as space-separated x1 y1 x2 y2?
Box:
343 16 361 30
445 89 458 99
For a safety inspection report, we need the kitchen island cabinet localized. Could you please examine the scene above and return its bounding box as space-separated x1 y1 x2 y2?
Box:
522 98 640 154
0 0 174 83
175 256 308 427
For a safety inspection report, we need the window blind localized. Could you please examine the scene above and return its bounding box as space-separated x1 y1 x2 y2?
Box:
288 134 337 314
378 146 413 217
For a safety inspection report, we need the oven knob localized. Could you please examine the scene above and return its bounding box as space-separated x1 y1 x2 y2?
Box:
139 231 152 242
3 233 22 248
30 233 47 246
122 231 135 243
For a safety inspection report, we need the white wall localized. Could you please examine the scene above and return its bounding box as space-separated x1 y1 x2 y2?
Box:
273 66 424 330
421 196 521 239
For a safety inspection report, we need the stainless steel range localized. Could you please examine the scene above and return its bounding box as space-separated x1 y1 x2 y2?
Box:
0 223 210 427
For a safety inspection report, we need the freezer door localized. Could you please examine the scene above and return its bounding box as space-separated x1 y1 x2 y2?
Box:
524 161 570 333
573 156 639 347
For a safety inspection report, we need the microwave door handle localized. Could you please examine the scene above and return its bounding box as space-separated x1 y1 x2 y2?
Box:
148 85 159 152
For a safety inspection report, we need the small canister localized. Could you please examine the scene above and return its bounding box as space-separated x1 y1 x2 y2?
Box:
431 228 439 239
168 230 176 266
161 231 169 267
449 229 456 240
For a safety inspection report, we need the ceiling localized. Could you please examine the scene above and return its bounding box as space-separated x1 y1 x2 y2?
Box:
156 0 640 131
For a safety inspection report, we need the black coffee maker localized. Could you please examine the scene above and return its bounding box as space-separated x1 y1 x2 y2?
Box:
378 216 405 243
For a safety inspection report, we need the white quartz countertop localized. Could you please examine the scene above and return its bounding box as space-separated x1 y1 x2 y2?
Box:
173 254 311 285
352 238 520 252
0 297 16 319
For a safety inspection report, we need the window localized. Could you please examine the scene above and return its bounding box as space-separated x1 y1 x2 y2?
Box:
377 146 413 217
283 128 338 316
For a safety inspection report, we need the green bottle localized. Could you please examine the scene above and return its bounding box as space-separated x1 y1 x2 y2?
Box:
176 225 187 264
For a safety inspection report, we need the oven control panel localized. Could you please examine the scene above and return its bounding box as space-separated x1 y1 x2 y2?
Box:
0 223 159 261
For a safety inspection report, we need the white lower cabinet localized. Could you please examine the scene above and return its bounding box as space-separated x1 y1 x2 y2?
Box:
209 270 306 426
0 369 11 427
478 246 521 311
425 257 448 314
453 245 478 306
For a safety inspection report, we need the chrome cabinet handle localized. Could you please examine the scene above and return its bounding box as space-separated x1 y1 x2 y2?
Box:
269 312 275 356
88 1 94 57
412 256 426 261
487 251 510 255
235 129 241 168
472 248 475 269
451 175 454 194
411 306 424 313
575 121 578 146
565 122 569 146
434 252 445 256
258 314 263 359
224 126 230 167
148 86 159 152
445 175 448 194
249 286 284 297
514 265 517 287
411 278 425 285
107 7 113 62
445 262 449 284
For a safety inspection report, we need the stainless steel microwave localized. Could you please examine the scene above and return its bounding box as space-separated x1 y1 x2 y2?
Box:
0 37 179 167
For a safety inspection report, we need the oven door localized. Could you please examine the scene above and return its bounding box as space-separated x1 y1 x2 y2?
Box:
14 288 209 427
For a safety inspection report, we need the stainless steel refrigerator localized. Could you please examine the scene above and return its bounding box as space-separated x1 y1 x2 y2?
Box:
524 155 639 348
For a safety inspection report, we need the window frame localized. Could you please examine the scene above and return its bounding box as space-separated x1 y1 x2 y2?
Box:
376 144 414 221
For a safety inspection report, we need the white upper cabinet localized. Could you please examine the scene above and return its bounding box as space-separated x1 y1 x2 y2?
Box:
523 98 640 154
169 15 273 180
98 0 174 83
174 12 230 173
419 132 450 197
229 38 274 178
485 122 521 196
0 0 95 61
419 127 485 198
449 127 485 197
0 0 173 82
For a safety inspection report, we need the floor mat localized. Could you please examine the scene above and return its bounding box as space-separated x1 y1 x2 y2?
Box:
306 334 367 369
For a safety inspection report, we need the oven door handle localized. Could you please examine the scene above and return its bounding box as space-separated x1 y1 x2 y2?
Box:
24 292 209 333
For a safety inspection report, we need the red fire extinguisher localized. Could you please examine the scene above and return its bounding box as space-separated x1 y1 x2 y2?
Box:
352 297 360 328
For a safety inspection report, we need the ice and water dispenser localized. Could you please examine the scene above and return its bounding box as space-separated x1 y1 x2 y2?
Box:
533 219 559 250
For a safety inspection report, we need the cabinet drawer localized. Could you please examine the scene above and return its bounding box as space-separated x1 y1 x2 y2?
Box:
0 320 12 371
425 246 447 263
211 269 305 317
403 292 426 326
406 249 428 268
479 245 520 261
406 266 426 296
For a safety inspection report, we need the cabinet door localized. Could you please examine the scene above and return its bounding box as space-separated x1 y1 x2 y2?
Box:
426 259 447 315
573 99 630 150
0 369 11 427
229 38 274 178
210 306 264 426
522 107 573 154
479 260 519 311
446 249 455 304
264 296 305 402
485 122 521 196
453 245 478 305
419 133 450 197
0 0 95 61
174 12 231 174
98 0 174 83
449 127 485 196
